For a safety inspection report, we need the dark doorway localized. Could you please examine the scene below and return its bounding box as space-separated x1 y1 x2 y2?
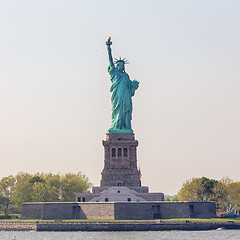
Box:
189 204 194 218
72 206 80 219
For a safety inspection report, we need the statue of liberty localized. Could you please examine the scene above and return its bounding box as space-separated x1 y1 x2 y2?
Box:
106 37 139 133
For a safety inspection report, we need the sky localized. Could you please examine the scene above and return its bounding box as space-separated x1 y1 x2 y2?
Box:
0 0 239 195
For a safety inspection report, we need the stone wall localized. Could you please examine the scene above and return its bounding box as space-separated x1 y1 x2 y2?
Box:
78 203 115 219
113 202 215 219
43 203 77 220
22 201 216 220
36 221 240 231
0 221 37 231
21 203 43 219
22 202 115 220
1 221 240 231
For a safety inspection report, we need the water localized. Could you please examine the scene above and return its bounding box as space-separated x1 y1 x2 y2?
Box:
0 230 239 240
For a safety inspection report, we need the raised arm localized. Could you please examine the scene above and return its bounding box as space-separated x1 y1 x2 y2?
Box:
106 37 114 67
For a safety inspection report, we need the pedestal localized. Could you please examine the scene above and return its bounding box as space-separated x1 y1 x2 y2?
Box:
100 133 141 188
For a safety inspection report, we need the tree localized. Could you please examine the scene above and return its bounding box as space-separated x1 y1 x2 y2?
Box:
199 177 218 201
213 178 240 213
10 173 33 213
10 172 92 213
29 176 45 185
177 177 218 202
0 176 15 217
178 178 205 201
43 173 61 202
229 182 240 213
0 195 9 217
213 177 232 211
32 181 58 202
177 176 240 214
60 172 92 201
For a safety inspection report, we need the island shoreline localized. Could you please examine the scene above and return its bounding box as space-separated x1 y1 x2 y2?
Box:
1 221 240 231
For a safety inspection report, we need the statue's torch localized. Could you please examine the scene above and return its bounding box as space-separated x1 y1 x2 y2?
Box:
106 37 112 45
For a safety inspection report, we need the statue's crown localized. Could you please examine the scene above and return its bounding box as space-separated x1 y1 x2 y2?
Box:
114 57 129 64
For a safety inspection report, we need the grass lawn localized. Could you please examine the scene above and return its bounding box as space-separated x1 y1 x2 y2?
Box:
160 218 240 223
0 218 240 223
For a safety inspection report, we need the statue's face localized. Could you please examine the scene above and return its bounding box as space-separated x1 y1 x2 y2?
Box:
116 62 125 71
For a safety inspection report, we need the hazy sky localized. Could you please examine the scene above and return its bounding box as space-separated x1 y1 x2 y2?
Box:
0 0 239 195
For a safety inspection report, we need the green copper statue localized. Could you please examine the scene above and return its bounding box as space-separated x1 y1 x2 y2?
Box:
106 37 139 133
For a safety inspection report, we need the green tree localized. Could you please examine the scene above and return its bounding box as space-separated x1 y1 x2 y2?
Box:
199 177 218 201
213 177 232 211
9 172 92 212
32 181 58 202
29 176 45 185
0 195 9 216
43 173 61 202
177 177 218 202
178 178 204 201
60 172 92 201
0 176 16 217
229 182 240 213
10 173 33 213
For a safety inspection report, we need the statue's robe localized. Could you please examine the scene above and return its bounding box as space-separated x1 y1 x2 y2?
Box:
108 64 138 131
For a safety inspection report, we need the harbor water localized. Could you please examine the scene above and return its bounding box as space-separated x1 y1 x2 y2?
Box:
0 230 239 240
